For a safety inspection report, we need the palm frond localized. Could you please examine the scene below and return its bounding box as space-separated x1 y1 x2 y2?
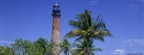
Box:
69 20 82 29
90 52 95 55
65 10 112 55
74 37 83 42
65 30 88 39
91 48 102 51
94 29 112 37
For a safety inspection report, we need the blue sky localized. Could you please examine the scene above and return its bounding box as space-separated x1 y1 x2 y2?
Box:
0 0 144 55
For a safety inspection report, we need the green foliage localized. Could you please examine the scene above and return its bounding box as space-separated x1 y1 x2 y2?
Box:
0 38 63 55
61 39 71 55
65 10 112 42
65 10 112 55
0 46 15 55
34 37 49 55
72 40 102 55
10 37 54 55
11 39 34 55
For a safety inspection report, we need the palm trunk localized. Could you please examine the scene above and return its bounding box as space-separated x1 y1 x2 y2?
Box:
86 38 90 55
85 42 89 55
68 51 69 55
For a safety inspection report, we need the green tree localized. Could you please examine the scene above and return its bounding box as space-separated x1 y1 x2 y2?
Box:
34 37 49 55
11 39 25 55
22 40 33 55
72 40 102 55
61 39 71 55
0 46 15 55
11 38 45 55
65 10 112 55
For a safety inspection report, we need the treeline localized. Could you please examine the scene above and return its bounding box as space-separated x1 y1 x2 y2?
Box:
0 10 112 55
1 38 54 55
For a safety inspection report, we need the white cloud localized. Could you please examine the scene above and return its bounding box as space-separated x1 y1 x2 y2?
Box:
111 49 125 54
0 41 14 44
89 0 98 5
123 39 144 46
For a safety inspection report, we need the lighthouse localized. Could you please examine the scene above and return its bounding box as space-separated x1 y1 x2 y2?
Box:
51 2 61 55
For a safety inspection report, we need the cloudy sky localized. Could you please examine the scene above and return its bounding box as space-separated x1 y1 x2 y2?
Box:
0 0 144 55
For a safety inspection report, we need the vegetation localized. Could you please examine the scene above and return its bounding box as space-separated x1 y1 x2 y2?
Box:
0 46 15 55
0 10 111 55
72 40 102 55
65 10 112 55
11 38 50 55
61 39 71 55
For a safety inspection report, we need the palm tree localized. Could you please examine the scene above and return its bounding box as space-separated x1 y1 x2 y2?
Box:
62 39 71 55
73 40 102 55
65 10 112 55
65 10 111 42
